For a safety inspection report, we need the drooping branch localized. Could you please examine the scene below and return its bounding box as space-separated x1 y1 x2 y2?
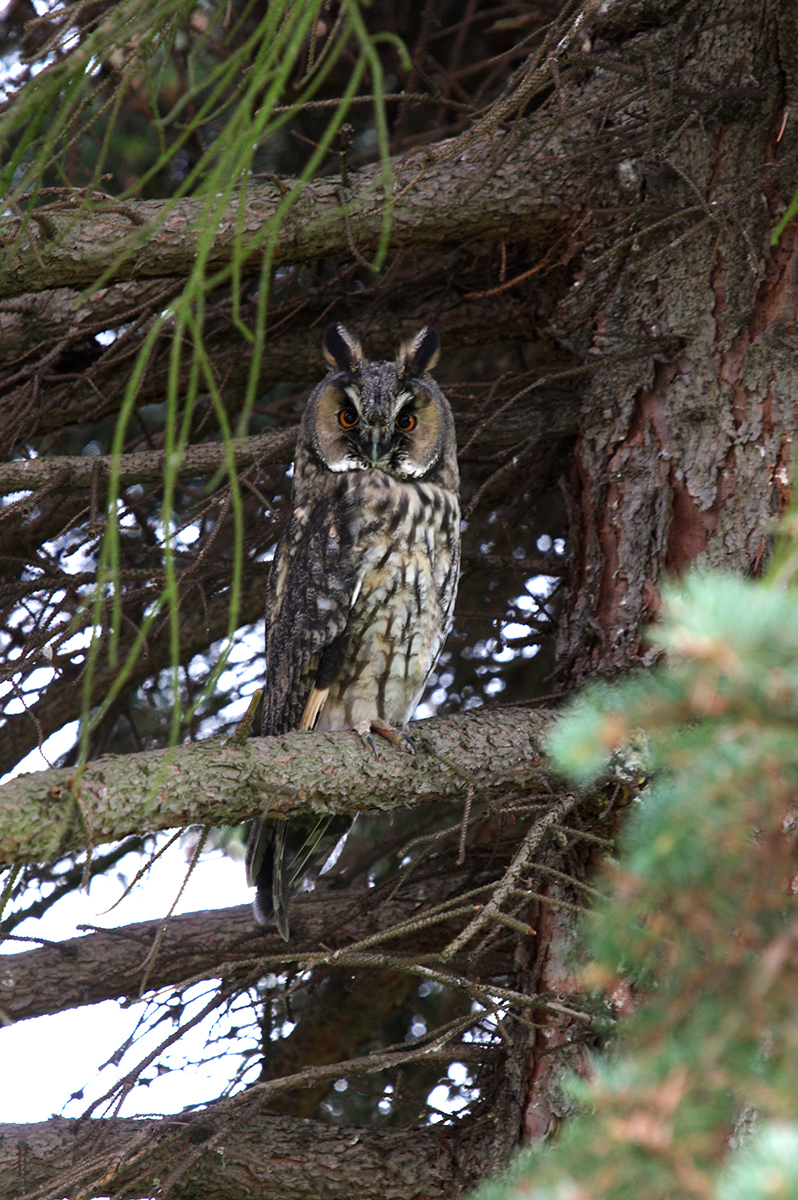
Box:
0 706 555 868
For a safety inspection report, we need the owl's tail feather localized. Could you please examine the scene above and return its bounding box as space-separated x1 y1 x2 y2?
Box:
271 821 291 941
246 815 352 941
245 817 282 932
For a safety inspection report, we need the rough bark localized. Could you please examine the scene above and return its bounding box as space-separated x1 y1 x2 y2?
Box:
0 137 560 300
554 0 798 682
522 873 593 1140
0 1090 506 1200
0 705 554 867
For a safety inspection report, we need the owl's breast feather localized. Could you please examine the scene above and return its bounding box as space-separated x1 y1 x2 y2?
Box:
315 471 460 731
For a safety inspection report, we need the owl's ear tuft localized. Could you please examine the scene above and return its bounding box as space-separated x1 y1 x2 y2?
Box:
323 324 363 372
397 327 440 377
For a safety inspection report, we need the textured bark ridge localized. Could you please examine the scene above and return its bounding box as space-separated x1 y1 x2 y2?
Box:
0 142 560 299
0 1113 488 1200
554 0 798 683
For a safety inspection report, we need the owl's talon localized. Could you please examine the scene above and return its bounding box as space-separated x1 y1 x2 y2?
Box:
365 718 415 753
361 731 380 758
352 719 413 756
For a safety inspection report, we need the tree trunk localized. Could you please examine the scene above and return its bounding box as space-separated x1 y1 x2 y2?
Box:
554 0 798 683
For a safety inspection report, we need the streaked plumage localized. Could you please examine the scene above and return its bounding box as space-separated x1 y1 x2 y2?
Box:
246 323 460 938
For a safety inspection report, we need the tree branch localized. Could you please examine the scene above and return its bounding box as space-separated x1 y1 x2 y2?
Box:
0 851 531 1020
0 428 296 497
0 1094 499 1200
0 139 561 300
0 706 554 868
0 279 178 364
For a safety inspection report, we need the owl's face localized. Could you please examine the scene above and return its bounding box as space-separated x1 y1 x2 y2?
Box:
296 325 459 494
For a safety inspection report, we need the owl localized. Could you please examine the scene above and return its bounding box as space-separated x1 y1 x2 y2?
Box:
245 323 460 939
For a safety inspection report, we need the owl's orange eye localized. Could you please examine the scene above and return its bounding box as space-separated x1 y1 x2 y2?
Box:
338 408 359 429
395 411 416 432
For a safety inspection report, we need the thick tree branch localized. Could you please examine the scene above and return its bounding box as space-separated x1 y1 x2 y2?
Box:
0 393 586 496
0 706 554 868
0 139 561 300
0 868 514 1022
0 1091 502 1200
0 903 260 1022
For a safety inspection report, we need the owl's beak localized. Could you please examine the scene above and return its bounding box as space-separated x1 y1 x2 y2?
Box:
366 429 391 465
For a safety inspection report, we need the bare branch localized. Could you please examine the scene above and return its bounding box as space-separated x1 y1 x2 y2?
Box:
442 792 580 959
0 428 296 497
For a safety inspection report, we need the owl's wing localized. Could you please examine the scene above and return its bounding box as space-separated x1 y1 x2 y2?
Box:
261 493 358 737
246 492 359 937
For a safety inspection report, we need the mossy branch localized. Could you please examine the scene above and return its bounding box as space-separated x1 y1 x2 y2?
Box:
0 706 555 868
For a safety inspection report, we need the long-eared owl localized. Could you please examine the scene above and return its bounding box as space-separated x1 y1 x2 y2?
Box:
245 323 460 939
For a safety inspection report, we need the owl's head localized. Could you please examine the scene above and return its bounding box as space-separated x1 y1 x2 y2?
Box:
296 324 458 492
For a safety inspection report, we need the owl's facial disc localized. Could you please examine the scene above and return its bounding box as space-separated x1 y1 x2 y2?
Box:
311 383 366 472
351 383 441 477
312 363 444 479
384 386 442 478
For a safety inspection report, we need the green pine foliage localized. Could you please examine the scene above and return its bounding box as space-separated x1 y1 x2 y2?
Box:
477 572 798 1199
